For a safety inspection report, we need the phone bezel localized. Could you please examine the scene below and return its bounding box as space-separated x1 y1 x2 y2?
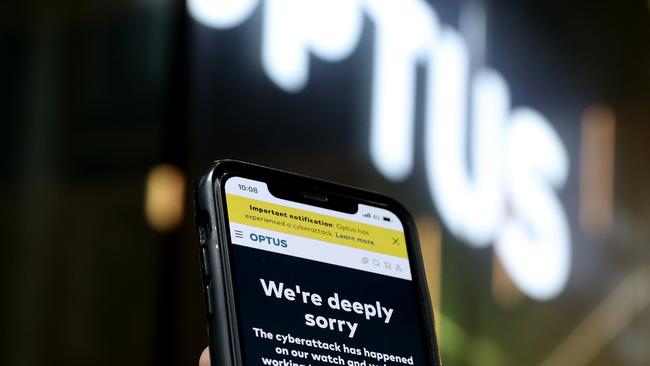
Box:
198 160 441 366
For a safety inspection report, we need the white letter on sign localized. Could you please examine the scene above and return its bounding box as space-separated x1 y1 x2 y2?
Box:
262 0 363 91
496 109 570 300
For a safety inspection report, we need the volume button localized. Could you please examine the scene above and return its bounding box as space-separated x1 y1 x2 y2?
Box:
200 248 210 279
204 284 215 315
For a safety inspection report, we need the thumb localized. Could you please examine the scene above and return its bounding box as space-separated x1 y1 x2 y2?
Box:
199 347 211 366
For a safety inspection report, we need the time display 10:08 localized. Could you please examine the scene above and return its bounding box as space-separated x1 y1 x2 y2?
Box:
237 184 258 193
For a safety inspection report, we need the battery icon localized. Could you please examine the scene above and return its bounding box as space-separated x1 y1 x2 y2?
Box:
382 217 391 222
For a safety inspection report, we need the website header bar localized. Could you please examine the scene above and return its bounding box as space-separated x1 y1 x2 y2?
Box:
230 223 412 281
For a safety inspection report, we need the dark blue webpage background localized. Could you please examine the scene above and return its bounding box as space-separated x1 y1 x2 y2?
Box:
230 244 430 366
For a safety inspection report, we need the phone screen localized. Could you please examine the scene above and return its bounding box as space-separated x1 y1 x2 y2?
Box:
223 176 433 366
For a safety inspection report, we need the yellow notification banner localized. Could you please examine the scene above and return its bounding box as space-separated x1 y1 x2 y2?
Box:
226 194 407 258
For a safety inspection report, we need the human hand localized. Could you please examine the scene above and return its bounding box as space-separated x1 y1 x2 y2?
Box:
199 347 210 366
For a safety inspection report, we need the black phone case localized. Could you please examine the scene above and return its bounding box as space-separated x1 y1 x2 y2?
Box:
194 160 442 366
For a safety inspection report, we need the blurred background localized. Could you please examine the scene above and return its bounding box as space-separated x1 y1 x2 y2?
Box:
1 0 649 365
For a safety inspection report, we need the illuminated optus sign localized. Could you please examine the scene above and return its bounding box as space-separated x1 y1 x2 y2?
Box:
188 0 571 300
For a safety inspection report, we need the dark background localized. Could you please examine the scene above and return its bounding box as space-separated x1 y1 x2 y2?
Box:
1 0 649 365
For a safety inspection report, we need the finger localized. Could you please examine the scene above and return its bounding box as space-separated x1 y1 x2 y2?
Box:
199 347 210 366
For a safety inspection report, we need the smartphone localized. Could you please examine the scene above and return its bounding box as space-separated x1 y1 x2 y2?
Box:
194 160 441 366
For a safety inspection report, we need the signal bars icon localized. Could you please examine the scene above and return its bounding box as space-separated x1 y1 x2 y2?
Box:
362 213 372 218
